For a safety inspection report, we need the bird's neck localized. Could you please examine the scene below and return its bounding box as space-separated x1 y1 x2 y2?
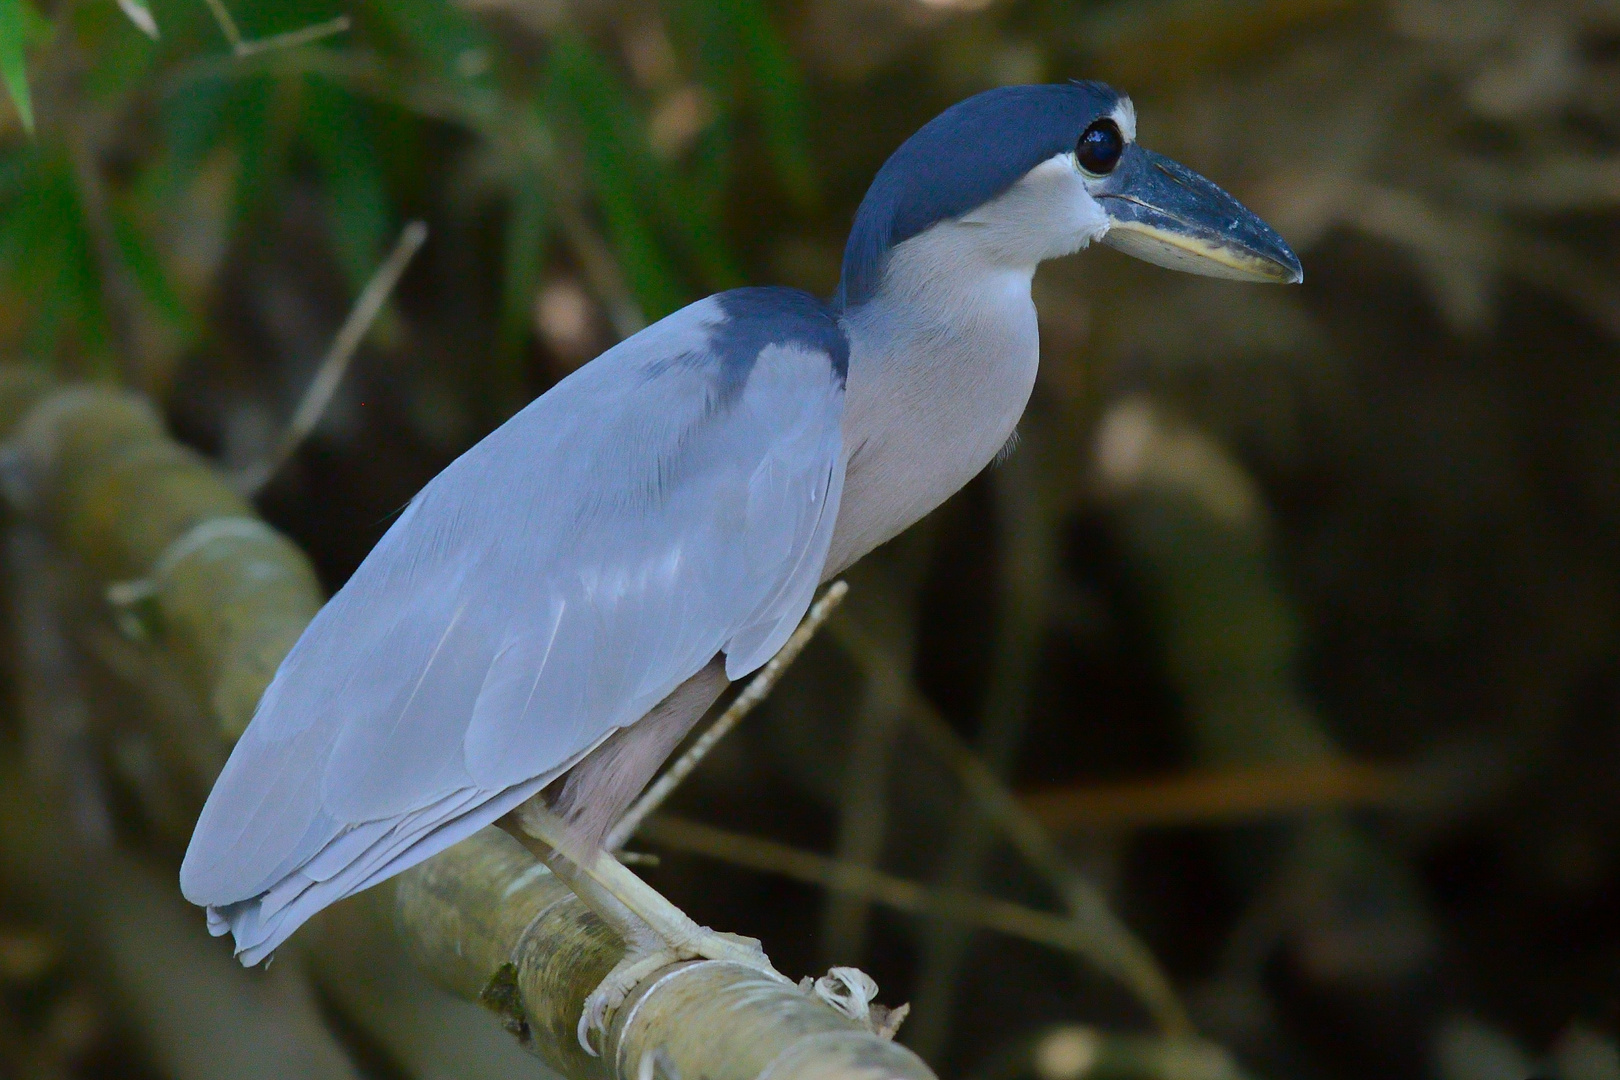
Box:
824 226 1042 574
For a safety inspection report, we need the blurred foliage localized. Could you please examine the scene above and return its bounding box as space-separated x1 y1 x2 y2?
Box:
2 1 1620 1080
0 0 814 401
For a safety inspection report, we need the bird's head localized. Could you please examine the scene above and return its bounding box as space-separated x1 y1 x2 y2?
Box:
835 82 1302 310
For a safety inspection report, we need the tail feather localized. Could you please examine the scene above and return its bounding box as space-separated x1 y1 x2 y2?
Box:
205 773 552 964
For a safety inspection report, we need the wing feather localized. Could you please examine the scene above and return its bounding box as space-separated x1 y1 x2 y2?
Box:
181 290 847 961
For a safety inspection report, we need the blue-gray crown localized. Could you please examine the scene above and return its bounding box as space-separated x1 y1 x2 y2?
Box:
835 82 1124 310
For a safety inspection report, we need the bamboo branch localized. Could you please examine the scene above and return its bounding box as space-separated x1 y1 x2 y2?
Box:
392 826 933 1080
307 886 629 1080
7 386 324 742
0 374 940 1080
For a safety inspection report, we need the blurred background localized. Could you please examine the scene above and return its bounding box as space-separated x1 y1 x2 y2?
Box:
0 0 1618 1078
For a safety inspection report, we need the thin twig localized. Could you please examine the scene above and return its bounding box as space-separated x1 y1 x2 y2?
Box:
905 685 1191 1036
553 197 647 340
820 653 907 964
234 221 428 496
909 442 1052 1058
233 17 352 59
642 815 1140 962
201 0 349 59
606 581 849 851
830 608 1192 1036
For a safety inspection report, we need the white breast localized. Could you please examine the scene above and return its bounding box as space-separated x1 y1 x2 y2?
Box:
824 221 1043 576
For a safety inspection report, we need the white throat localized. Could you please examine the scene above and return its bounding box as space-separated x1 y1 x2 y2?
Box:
822 152 1109 576
824 232 1038 576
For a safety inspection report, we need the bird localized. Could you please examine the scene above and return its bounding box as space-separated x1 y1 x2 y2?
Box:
180 80 1300 1045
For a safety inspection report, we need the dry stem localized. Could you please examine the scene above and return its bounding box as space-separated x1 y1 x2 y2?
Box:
606 580 849 851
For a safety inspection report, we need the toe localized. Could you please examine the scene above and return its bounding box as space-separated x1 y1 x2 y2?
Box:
578 990 619 1055
709 930 764 951
577 948 685 1054
689 931 791 983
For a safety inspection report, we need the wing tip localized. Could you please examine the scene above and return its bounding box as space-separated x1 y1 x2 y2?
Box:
186 776 556 967
179 836 258 909
203 897 297 967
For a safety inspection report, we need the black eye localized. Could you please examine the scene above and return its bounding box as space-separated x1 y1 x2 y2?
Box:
1076 118 1124 175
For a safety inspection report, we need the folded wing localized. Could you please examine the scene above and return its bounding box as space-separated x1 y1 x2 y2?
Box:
180 288 848 962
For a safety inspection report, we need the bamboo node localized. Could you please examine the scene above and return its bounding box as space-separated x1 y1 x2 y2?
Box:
106 516 283 641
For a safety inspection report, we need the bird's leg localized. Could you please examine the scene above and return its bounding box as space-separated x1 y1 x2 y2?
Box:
503 800 790 1052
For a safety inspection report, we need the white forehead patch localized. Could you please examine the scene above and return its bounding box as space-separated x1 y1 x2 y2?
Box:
1111 97 1137 143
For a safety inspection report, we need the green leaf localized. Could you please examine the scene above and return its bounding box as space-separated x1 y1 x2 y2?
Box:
501 172 548 349
363 0 492 85
543 37 686 319
0 148 110 367
731 0 818 207
667 0 818 208
0 0 35 135
301 75 392 292
111 207 192 334
546 34 744 312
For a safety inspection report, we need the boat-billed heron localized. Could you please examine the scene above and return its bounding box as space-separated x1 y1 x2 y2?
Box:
181 81 1300 1045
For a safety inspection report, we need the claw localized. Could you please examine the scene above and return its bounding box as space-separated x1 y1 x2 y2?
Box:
579 949 682 1054
511 806 794 1054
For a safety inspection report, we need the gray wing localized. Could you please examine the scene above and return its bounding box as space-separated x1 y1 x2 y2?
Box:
180 290 848 962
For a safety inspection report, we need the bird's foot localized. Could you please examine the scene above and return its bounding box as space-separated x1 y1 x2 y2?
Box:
579 946 681 1052
681 927 782 970
577 928 789 1053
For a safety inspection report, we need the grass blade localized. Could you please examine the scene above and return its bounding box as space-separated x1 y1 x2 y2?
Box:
301 75 392 291
0 0 34 135
116 0 158 40
545 37 687 318
732 0 817 207
501 171 548 350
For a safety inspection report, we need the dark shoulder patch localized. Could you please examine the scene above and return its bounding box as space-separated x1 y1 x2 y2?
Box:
633 287 847 505
837 82 1121 309
712 287 849 384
